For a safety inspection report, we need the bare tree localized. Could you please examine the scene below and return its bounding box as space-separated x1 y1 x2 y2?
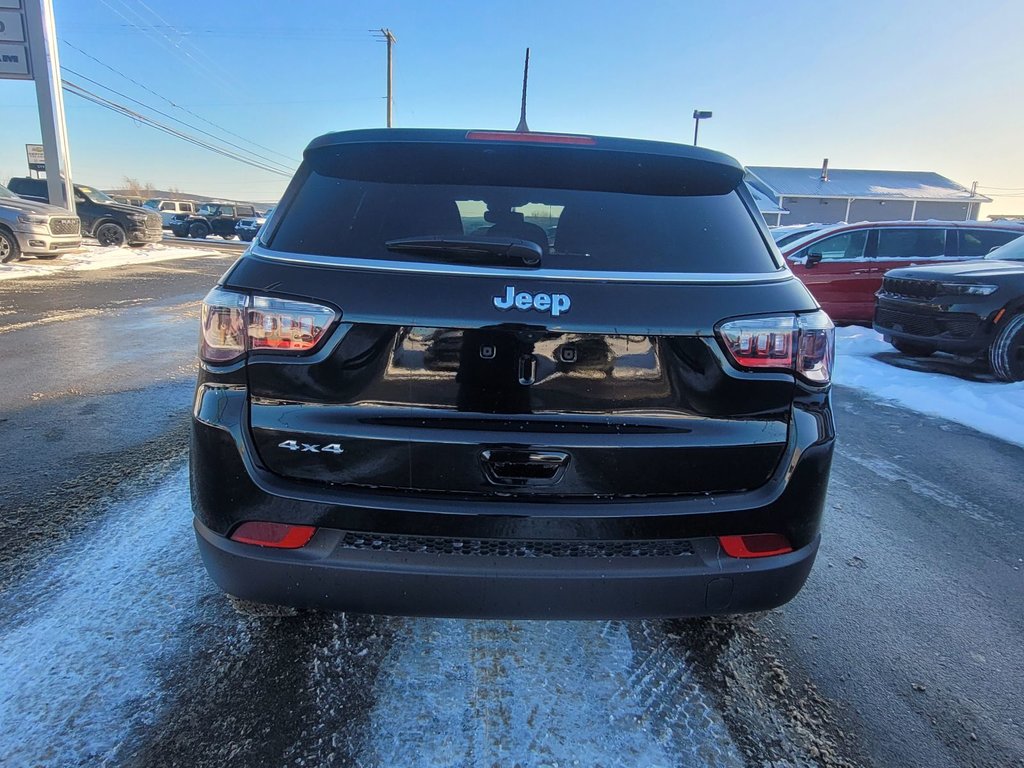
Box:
121 176 155 196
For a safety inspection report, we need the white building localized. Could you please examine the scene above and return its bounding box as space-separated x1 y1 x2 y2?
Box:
745 162 991 226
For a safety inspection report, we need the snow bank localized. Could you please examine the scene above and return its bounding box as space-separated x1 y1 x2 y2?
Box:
0 242 222 282
834 326 1024 447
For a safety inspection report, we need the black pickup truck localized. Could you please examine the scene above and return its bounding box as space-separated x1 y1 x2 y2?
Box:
7 177 162 247
169 202 257 239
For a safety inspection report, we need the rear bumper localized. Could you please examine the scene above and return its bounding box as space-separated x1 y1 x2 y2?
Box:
195 516 819 619
190 383 833 618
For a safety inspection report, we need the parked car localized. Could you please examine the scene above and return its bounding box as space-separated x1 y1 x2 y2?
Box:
780 220 1024 323
190 128 836 619
770 223 830 249
234 207 273 242
144 198 197 228
874 235 1024 381
7 177 162 247
169 202 257 239
0 181 82 263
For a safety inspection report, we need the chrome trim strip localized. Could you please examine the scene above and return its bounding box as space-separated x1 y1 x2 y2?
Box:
247 245 795 284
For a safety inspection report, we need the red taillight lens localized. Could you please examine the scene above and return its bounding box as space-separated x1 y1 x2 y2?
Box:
717 311 834 384
200 288 336 363
465 130 597 145
230 522 317 549
718 533 793 558
248 296 336 352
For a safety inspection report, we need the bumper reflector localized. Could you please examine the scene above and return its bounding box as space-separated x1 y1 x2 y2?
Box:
718 533 793 558
230 522 317 549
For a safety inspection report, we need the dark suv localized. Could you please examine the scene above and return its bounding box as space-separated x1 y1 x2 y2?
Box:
190 129 836 619
875 234 1024 380
169 202 257 239
7 177 162 247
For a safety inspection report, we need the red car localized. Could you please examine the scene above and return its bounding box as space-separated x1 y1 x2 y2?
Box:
780 221 1024 323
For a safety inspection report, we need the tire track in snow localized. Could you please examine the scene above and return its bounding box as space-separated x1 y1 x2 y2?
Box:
0 466 205 767
360 618 743 767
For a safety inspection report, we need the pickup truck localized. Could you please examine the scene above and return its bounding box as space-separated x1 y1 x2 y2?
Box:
7 177 161 247
0 181 82 263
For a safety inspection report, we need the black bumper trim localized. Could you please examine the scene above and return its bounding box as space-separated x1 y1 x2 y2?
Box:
194 517 819 619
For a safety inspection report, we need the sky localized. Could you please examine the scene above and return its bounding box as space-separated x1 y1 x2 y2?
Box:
1 0 1022 212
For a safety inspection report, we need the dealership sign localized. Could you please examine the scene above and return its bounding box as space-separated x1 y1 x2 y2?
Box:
0 0 30 80
25 143 43 170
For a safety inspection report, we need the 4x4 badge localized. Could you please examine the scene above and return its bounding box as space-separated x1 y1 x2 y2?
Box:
493 286 571 317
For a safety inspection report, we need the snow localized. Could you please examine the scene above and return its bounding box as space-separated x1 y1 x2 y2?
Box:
362 619 743 767
0 467 203 766
0 242 223 282
834 326 1024 447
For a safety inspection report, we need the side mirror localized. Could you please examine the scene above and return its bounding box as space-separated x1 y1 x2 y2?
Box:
806 252 824 268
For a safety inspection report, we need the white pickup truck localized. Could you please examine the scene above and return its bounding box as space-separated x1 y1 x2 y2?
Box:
0 182 82 263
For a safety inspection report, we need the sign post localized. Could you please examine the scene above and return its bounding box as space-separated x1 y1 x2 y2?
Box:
2 0 74 214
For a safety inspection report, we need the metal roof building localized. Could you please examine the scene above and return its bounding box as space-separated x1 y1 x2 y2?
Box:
745 163 991 226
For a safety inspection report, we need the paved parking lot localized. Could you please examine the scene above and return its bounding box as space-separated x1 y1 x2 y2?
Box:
0 255 1021 768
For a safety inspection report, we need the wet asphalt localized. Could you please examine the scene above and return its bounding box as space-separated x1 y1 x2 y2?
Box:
0 254 1020 768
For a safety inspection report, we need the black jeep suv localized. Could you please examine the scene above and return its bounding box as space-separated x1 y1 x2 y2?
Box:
7 177 161 247
875 234 1024 381
190 129 836 619
169 202 257 239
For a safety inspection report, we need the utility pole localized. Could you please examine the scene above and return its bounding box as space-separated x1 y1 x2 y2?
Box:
380 28 396 128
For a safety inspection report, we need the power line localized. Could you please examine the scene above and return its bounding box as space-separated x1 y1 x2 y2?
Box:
62 79 292 178
61 41 298 163
60 64 295 172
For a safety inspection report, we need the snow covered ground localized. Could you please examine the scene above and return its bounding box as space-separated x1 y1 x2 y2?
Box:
834 326 1024 448
0 242 224 282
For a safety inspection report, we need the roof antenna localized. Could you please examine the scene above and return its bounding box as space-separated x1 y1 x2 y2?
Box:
515 48 530 132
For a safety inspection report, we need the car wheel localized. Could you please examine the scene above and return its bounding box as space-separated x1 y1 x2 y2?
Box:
222 233 236 240
989 313 1024 382
189 222 210 239
239 234 254 242
95 222 127 247
892 339 936 357
0 230 21 263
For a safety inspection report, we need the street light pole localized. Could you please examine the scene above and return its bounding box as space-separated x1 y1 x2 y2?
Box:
692 109 712 146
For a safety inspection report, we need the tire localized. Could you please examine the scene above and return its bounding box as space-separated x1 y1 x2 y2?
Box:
239 234 254 243
892 338 936 357
95 222 127 247
189 222 210 239
989 313 1024 382
222 233 235 240
0 230 22 263
35 254 61 260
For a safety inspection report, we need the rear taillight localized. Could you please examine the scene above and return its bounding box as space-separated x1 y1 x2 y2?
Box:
200 288 336 363
717 311 834 384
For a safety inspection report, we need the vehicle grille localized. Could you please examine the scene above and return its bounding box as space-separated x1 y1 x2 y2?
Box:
880 276 941 300
145 213 162 230
48 217 80 235
339 532 696 558
875 306 979 338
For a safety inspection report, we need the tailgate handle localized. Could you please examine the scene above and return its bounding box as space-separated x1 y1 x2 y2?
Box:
480 449 570 485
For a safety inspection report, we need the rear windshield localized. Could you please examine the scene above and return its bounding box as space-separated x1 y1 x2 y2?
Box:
267 155 777 274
